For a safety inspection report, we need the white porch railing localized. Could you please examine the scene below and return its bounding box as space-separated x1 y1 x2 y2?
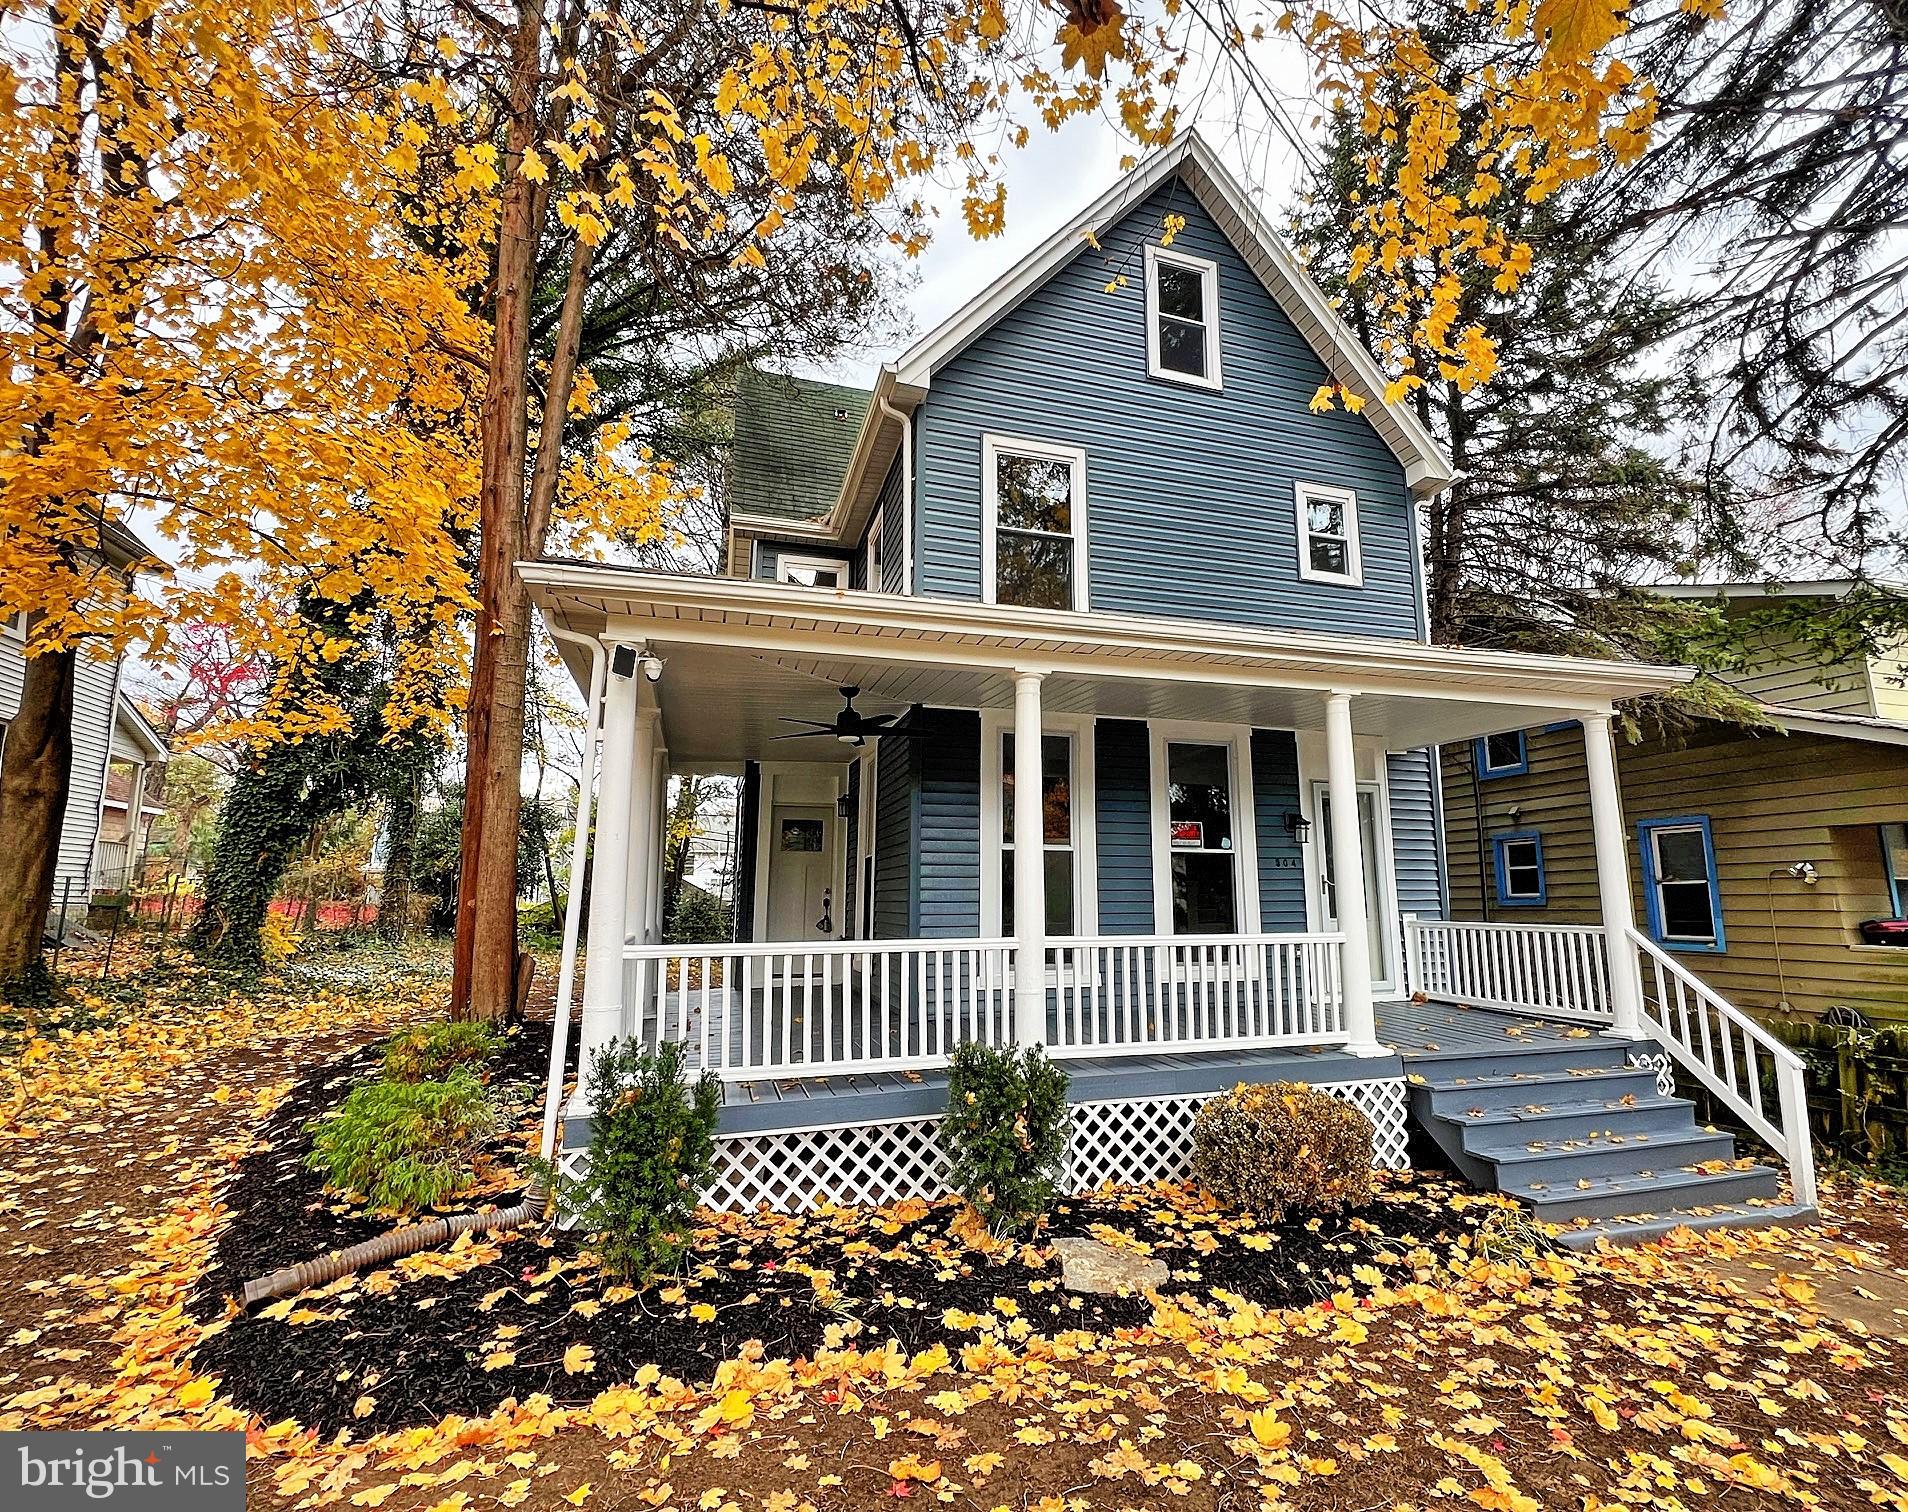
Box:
1404 916 1615 1024
620 931 1351 1082
622 938 1015 1080
1629 928 1817 1207
1399 915 1817 1207
1047 933 1346 1058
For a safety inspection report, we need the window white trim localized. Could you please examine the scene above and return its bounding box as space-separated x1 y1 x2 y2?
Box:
1146 720 1261 936
1144 244 1223 390
979 710 1098 940
863 506 884 594
776 553 848 589
1294 481 1363 588
980 433 1089 613
4 610 26 640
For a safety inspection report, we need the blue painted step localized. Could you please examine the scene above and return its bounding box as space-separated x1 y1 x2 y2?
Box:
1408 1038 1784 1233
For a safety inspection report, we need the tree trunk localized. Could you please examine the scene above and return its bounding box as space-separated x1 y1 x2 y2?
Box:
661 775 698 929
0 645 78 994
449 0 551 1022
379 771 421 941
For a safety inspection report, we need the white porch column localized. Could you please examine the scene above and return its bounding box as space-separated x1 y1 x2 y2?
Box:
578 646 642 1087
1324 692 1384 1056
1583 710 1646 1039
623 710 661 945
1012 670 1048 1046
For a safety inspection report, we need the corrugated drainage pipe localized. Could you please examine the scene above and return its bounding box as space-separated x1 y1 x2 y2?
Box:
239 1176 551 1310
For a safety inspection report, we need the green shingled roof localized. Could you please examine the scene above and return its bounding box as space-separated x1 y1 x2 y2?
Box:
730 369 872 523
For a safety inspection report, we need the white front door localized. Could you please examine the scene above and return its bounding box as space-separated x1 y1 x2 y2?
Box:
766 804 837 943
1310 780 1396 993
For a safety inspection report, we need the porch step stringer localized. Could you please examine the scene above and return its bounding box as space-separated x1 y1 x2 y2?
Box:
1404 1033 1799 1246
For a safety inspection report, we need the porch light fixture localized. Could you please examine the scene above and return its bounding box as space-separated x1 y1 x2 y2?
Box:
639 654 664 682
836 792 855 818
1283 811 1312 843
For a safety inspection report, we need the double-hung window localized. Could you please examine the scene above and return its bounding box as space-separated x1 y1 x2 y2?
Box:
982 435 1087 612
1165 741 1238 934
1145 245 1221 388
1492 832 1546 907
999 732 1078 936
1475 731 1529 779
1639 816 1725 951
1294 482 1362 586
1884 822 1908 918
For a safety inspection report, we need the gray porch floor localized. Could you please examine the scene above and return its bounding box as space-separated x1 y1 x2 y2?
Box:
694 998 1582 1135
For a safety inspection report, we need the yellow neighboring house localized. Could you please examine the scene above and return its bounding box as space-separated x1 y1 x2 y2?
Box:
1441 579 1908 1022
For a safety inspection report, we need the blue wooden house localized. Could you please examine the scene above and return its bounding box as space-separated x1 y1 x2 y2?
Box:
525 134 1815 1242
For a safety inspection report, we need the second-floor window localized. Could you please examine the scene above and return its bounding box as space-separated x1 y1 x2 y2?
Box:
982 435 1088 611
777 554 844 589
1145 245 1222 388
1294 482 1362 587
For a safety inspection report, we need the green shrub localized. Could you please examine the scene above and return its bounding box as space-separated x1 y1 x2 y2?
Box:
939 1041 1070 1236
307 1070 497 1213
565 1038 720 1283
383 1021 498 1083
1191 1080 1374 1219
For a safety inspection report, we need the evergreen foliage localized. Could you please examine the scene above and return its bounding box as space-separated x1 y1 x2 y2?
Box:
939 1042 1071 1236
565 1039 720 1284
306 1070 497 1213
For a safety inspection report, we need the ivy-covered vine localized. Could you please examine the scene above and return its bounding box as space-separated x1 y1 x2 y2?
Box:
192 595 438 965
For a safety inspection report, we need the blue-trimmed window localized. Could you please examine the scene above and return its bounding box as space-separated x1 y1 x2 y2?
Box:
1475 731 1528 779
1638 816 1725 952
1492 831 1546 907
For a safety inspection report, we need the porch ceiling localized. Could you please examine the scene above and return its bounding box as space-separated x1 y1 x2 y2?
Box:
522 562 1692 761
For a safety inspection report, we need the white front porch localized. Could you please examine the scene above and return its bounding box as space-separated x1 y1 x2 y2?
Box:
527 568 1816 1217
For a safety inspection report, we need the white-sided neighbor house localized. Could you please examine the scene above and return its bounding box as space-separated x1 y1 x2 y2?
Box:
0 520 167 927
525 133 1816 1244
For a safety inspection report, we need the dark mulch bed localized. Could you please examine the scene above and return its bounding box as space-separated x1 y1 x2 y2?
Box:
191 1035 1502 1438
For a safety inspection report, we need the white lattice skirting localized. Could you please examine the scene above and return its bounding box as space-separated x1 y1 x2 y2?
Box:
558 1075 1412 1216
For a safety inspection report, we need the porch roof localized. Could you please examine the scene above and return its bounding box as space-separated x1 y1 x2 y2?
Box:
521 562 1692 763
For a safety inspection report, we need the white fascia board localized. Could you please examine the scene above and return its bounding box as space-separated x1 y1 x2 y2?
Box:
517 561 1691 706
887 129 1454 498
1763 705 1908 748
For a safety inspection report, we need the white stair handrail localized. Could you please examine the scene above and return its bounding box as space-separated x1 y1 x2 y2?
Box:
1626 926 1817 1208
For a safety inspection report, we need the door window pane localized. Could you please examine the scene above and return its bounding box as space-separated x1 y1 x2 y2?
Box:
780 818 825 852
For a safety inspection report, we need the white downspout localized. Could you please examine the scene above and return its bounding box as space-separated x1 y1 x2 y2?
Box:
875 391 912 595
539 627 606 1166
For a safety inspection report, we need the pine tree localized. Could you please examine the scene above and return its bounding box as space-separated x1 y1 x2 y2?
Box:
1293 0 1728 660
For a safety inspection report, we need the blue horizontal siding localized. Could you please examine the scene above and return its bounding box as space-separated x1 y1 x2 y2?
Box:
914 177 1419 637
873 738 913 938
1251 730 1307 929
1095 719 1153 932
1387 748 1444 918
915 709 982 936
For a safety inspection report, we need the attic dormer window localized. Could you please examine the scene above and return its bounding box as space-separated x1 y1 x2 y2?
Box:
1145 244 1221 389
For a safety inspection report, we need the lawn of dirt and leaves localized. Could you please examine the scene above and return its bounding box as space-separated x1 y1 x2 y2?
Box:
6 937 1908 1512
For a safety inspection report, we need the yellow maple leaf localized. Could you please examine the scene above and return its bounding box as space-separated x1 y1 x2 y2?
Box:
1531 0 1628 58
564 1486 594 1507
1057 14 1128 80
563 1343 596 1374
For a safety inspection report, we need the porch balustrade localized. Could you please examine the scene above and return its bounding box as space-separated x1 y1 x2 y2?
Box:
1403 916 1616 1025
616 931 1351 1083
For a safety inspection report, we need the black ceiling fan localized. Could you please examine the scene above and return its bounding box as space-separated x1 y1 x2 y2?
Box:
773 686 926 746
